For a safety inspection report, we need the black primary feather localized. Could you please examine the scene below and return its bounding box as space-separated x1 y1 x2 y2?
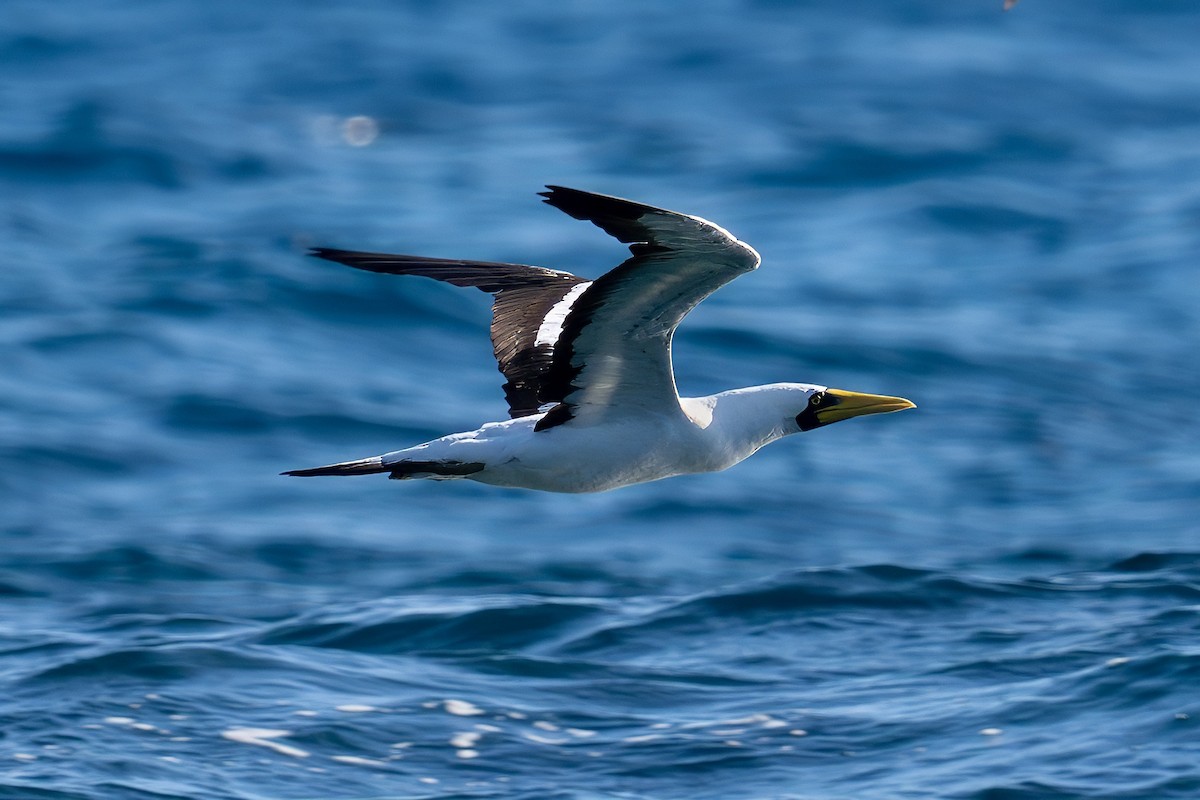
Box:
309 248 586 418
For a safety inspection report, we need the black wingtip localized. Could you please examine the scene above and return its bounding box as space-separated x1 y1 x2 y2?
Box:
538 185 568 204
538 185 652 226
309 246 344 262
282 468 320 477
539 185 606 202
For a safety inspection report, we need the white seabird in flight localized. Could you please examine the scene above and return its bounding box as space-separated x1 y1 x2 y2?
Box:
284 186 914 493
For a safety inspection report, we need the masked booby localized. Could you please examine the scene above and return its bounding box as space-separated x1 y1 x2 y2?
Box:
284 186 914 492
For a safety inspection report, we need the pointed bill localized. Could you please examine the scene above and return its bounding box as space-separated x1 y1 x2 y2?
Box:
816 389 916 424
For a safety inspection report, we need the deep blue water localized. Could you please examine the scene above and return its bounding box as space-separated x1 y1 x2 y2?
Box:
3 1 1200 798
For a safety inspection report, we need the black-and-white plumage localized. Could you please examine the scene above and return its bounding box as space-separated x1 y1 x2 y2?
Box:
285 187 913 492
307 248 585 418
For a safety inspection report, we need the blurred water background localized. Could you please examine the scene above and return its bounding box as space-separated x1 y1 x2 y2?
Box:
3 1 1200 798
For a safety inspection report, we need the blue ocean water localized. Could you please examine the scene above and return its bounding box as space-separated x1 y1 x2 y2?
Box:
3 0 1200 797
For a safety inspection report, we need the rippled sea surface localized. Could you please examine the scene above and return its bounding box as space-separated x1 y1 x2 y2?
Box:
4 1 1200 798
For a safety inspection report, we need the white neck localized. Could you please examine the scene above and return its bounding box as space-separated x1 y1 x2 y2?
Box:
679 383 822 468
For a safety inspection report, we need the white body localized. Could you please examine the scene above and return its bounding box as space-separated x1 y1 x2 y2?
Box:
382 384 819 493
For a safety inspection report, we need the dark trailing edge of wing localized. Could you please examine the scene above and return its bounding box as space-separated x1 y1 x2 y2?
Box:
388 460 485 479
310 248 568 292
533 402 574 432
283 457 485 478
309 247 587 418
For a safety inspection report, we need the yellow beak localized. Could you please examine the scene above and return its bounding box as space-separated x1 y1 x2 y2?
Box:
816 388 916 424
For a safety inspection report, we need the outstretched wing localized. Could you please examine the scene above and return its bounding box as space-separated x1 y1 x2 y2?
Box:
534 186 761 430
310 248 588 418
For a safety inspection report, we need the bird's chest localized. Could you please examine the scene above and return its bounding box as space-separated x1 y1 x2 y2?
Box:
490 417 698 492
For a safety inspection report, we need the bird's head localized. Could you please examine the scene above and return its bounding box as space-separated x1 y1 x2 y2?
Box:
793 386 915 432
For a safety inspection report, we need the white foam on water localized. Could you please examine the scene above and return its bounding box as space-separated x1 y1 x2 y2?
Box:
682 713 772 730
331 755 387 768
221 728 309 759
335 704 378 713
444 699 484 716
450 732 481 749
523 732 568 745
622 734 662 744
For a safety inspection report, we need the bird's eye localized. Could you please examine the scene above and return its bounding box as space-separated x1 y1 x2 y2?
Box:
809 392 825 407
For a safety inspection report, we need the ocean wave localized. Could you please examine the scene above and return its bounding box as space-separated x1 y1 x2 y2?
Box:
257 597 607 654
23 644 287 683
